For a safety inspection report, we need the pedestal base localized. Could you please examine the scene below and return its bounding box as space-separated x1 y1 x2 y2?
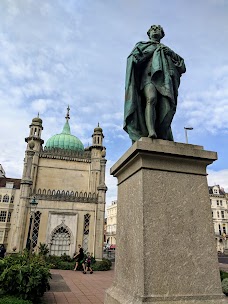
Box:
105 286 227 304
105 138 225 304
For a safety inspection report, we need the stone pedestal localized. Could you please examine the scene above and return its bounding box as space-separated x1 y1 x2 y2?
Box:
105 138 226 304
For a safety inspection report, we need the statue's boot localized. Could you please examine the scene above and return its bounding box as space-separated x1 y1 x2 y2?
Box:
145 104 157 139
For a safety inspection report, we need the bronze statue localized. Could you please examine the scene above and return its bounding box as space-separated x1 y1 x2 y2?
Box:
124 25 186 143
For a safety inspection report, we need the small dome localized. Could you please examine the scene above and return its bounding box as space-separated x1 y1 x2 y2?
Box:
94 123 102 133
32 117 42 124
45 121 84 152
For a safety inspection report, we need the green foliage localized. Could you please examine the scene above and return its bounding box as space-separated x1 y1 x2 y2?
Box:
60 253 74 262
58 261 75 270
0 295 32 304
45 254 74 268
45 254 111 271
91 259 112 271
0 250 51 303
222 278 228 295
38 243 49 256
220 270 228 281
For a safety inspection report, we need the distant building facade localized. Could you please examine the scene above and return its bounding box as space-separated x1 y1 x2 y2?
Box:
0 178 21 246
106 200 117 245
209 185 228 252
0 108 107 259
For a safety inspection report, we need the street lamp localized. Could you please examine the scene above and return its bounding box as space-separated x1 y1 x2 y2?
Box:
29 196 38 255
184 127 193 144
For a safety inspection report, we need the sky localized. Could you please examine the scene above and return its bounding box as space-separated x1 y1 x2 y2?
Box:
0 0 228 206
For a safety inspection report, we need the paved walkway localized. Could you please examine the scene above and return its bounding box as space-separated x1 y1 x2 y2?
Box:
43 264 228 304
42 268 114 304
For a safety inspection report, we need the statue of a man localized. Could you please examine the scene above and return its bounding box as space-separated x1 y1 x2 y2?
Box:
124 25 186 143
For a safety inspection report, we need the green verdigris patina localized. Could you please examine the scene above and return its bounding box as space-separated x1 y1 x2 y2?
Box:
124 25 186 143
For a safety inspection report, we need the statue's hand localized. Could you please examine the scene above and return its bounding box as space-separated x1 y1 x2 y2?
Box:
162 46 173 56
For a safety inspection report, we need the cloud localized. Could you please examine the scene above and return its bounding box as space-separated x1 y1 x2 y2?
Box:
207 169 228 192
178 65 228 135
0 0 227 202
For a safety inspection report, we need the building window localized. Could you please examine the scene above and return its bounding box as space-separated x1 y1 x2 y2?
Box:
217 211 220 218
6 182 14 189
223 226 227 234
212 212 213 218
7 212 11 223
219 224 222 235
32 211 41 248
0 230 3 243
50 225 71 256
10 196 14 203
221 211 225 219
82 213 91 253
220 200 223 206
3 195 9 203
214 189 218 194
0 211 7 222
0 195 2 202
217 200 219 206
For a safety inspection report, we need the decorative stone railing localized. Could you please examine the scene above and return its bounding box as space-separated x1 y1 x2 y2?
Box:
34 188 98 203
40 147 91 161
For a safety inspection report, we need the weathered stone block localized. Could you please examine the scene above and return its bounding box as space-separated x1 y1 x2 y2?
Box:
105 138 226 303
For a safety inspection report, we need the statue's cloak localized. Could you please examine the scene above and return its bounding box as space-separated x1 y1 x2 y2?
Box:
123 41 186 142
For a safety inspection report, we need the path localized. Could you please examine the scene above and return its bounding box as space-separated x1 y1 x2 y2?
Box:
42 268 114 304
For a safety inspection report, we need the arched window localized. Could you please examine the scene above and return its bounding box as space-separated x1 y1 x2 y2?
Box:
3 195 9 203
10 196 14 203
50 225 71 256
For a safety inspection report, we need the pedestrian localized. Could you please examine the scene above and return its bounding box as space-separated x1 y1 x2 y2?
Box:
73 244 85 272
84 252 93 274
0 244 6 258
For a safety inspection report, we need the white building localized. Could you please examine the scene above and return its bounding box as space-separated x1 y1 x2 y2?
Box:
106 200 117 245
209 185 228 252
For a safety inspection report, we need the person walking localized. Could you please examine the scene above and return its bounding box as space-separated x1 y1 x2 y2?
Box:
73 244 85 272
84 252 93 274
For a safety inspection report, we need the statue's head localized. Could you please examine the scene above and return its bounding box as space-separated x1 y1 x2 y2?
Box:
147 25 165 40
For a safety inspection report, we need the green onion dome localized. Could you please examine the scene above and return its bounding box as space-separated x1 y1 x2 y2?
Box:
45 120 84 152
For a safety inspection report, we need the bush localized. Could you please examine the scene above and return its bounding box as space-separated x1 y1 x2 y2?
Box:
38 243 49 256
92 259 112 271
60 253 74 262
46 254 74 268
0 295 32 304
45 255 111 271
58 261 75 270
220 270 228 281
0 250 51 303
222 278 228 295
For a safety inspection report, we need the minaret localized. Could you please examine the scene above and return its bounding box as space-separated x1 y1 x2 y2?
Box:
25 114 44 192
90 124 107 259
89 123 105 193
92 123 104 147
14 115 44 251
25 113 44 152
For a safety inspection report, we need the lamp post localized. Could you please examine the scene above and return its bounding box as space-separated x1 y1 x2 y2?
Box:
29 196 38 255
184 127 193 144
